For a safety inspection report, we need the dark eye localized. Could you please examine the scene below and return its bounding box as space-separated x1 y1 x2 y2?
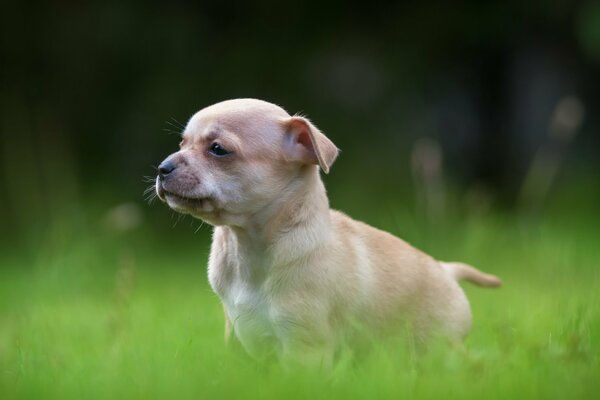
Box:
209 142 231 157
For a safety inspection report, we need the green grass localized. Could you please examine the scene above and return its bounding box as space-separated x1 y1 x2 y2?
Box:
0 205 598 399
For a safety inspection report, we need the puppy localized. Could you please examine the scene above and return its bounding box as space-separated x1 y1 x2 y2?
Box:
155 98 501 367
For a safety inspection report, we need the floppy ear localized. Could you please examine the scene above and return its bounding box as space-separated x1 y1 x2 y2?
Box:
282 116 339 174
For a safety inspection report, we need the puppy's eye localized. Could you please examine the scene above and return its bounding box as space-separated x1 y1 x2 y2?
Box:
209 142 231 157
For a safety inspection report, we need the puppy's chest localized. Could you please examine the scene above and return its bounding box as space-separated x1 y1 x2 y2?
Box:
222 279 279 355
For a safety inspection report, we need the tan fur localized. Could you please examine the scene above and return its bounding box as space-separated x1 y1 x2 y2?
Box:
155 98 502 367
441 262 503 288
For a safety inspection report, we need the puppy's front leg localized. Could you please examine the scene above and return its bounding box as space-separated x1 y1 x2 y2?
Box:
279 340 335 371
223 304 232 345
274 312 335 370
223 305 247 356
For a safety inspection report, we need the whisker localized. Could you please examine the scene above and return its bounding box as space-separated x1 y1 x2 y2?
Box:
164 120 183 134
170 117 186 130
162 127 181 135
143 182 156 193
143 182 158 204
194 220 205 234
172 213 184 228
145 192 157 205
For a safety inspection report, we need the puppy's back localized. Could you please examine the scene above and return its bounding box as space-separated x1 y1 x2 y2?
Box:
329 210 469 338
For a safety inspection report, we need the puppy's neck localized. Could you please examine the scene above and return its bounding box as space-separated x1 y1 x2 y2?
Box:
225 166 331 265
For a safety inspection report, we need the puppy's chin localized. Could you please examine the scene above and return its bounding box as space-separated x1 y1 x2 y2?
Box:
164 192 233 226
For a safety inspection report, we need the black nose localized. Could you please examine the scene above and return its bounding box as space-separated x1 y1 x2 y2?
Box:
158 160 176 179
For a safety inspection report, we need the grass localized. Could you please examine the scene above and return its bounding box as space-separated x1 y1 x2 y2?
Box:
0 197 598 399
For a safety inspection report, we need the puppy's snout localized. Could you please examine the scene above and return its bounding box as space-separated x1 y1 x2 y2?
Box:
158 159 176 180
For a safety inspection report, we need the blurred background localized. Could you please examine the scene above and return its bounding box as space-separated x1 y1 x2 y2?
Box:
1 0 599 254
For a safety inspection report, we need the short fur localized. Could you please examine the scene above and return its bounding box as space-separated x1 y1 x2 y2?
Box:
155 98 501 367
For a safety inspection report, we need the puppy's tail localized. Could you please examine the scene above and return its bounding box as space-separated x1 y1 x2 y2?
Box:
440 261 502 288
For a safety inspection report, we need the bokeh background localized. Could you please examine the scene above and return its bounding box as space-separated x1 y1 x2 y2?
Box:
2 0 600 245
1 1 599 399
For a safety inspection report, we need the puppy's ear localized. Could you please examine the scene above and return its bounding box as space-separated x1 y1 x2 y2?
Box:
282 116 339 174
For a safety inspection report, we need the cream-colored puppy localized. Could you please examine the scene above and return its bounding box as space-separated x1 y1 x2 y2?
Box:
155 98 501 367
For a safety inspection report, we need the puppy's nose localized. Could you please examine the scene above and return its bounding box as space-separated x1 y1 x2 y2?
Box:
158 160 176 179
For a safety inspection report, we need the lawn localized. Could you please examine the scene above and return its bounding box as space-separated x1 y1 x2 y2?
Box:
1 193 598 399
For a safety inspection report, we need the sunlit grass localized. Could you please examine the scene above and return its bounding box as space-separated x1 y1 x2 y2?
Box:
0 204 598 399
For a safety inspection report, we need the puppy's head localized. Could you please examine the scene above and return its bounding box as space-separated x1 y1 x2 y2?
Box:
155 99 338 226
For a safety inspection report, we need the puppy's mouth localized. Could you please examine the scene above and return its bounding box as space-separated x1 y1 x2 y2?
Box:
156 180 216 215
166 192 217 214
